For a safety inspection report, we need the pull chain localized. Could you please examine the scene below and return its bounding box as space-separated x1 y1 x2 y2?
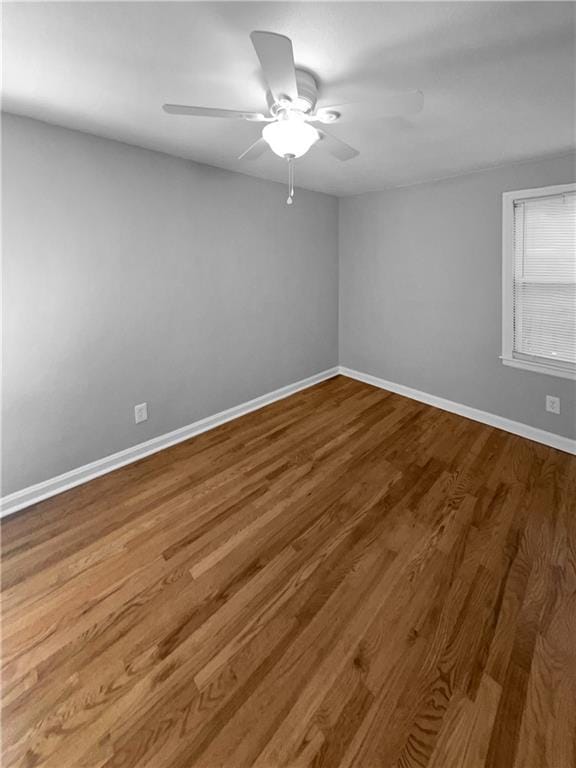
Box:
286 155 295 205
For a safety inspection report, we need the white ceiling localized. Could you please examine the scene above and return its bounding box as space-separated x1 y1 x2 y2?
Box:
3 2 575 196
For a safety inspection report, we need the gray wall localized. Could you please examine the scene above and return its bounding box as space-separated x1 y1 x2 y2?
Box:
339 154 576 439
2 114 339 494
4 114 574 497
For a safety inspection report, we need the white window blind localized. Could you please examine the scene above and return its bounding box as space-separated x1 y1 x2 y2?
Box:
512 190 576 373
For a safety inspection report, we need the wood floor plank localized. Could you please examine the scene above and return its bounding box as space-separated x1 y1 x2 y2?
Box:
2 375 574 767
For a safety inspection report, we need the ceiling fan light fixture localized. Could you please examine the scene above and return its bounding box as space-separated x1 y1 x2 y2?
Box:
262 118 319 159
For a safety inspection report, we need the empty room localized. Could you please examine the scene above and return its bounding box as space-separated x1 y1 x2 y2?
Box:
1 1 575 766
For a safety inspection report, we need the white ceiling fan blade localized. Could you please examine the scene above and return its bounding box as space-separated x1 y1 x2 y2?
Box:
163 104 267 121
316 130 359 161
315 90 424 123
238 137 269 161
250 31 298 103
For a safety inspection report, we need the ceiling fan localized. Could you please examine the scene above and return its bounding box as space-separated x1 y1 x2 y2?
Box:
163 31 423 203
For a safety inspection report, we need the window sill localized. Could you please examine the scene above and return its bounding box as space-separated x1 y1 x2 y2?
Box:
501 356 576 381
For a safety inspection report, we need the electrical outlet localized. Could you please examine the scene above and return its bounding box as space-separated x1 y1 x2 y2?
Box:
545 396 560 415
134 402 148 424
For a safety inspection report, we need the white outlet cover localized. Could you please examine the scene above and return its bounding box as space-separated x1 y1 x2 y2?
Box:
135 402 148 423
545 396 560 414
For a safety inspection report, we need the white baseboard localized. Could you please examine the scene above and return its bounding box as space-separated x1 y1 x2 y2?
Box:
339 366 576 456
0 367 339 518
4 364 573 519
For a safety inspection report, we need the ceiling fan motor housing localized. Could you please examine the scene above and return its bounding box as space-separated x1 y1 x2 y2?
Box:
268 68 318 115
294 69 318 112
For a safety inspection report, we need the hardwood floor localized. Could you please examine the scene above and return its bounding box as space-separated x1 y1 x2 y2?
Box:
2 375 575 768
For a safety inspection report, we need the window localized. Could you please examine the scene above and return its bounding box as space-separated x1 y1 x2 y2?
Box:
502 183 576 380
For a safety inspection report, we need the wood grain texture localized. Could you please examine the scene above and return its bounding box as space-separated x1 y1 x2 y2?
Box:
2 375 575 768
